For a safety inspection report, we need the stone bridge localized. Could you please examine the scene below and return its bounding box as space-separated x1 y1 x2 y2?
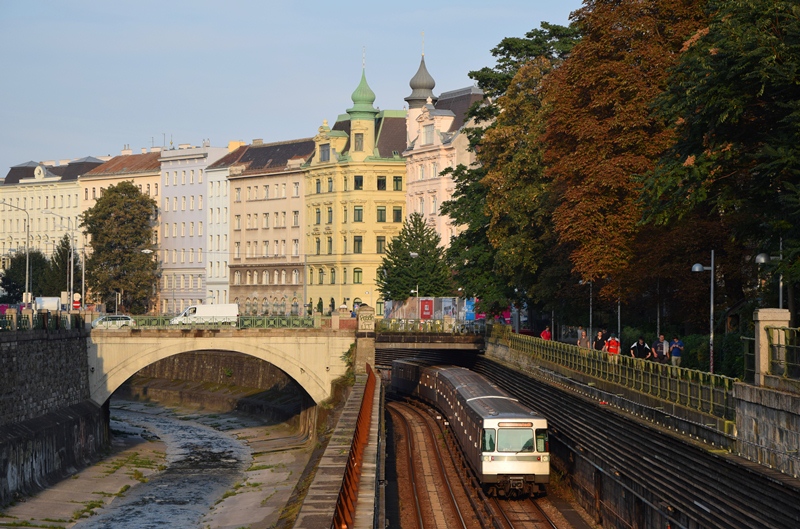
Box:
86 328 355 405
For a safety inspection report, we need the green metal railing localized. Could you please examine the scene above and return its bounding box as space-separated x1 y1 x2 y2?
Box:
0 313 82 331
376 318 486 334
765 326 800 380
490 326 737 421
742 336 756 383
127 315 316 330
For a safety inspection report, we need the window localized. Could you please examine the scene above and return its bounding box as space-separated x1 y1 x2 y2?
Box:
85 188 88 200
327 207 333 224
198 196 203 210
432 196 438 213
419 197 425 215
354 175 363 190
327 178 333 192
354 133 363 151
198 169 203 183
189 248 194 263
235 242 240 258
343 207 348 223
315 208 321 225
234 215 241 230
318 268 324 285
377 206 386 222
377 176 386 190
262 241 268 257
377 236 386 254
172 223 177 237
315 238 320 255
420 165 425 180
181 249 186 263
353 236 362 254
181 171 186 184
198 222 203 235
293 269 299 284
189 222 194 236
316 179 321 194
293 182 300 196
423 124 434 145
393 176 403 191
330 268 336 284
292 239 299 256
263 213 270 228
173 197 177 210
353 268 363 284
281 212 286 227
197 249 202 262
190 196 194 210
190 170 194 184
281 183 286 197
393 206 403 222
155 183 158 196
344 177 348 191
182 197 186 210
273 239 279 256
309 268 314 285
164 198 170 212
246 187 251 200
181 222 186 236
327 236 332 254
235 188 241 202
354 206 363 222
293 211 299 226
320 144 330 162
343 236 347 254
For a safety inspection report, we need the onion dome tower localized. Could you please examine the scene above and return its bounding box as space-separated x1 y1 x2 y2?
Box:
405 55 438 109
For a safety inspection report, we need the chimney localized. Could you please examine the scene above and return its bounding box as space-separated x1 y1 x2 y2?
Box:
151 147 162 153
59 159 71 165
252 139 263 146
121 144 133 156
141 148 147 154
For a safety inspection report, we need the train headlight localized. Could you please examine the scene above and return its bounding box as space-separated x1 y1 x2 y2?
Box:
542 455 550 462
483 456 494 462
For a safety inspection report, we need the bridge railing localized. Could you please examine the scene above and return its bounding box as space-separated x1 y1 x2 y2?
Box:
376 318 486 334
765 326 800 380
0 313 81 331
490 325 737 421
127 315 316 329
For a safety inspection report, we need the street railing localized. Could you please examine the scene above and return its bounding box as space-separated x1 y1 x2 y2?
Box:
127 315 316 329
490 325 737 421
0 313 81 331
376 318 487 334
765 326 800 380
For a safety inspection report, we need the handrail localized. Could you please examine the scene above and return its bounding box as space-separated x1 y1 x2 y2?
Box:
765 326 800 380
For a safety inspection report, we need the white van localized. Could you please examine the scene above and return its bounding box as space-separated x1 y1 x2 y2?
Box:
170 304 239 326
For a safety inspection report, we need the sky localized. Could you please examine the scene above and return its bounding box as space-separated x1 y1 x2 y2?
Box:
0 1 584 176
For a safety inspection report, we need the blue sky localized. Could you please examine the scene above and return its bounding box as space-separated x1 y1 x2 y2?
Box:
0 1 583 175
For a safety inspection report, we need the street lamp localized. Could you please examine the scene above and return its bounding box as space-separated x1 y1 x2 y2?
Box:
756 238 783 308
579 279 593 338
1 200 30 305
692 250 715 374
43 210 75 309
410 252 420 319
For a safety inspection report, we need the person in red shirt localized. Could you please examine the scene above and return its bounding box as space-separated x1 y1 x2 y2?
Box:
603 333 621 364
540 325 552 340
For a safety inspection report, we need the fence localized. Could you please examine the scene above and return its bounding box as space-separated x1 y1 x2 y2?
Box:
490 326 738 421
765 326 800 380
0 312 81 331
376 318 486 334
129 315 316 329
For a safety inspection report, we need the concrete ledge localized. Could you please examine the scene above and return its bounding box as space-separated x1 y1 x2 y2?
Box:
294 373 382 529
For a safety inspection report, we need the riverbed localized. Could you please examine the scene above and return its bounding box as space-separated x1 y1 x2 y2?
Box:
0 399 311 528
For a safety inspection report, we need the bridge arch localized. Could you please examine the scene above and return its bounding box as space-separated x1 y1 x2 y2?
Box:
86 330 353 406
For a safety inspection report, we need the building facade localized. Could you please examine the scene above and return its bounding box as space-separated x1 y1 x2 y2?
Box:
403 55 483 246
305 69 407 315
214 138 314 316
159 143 228 313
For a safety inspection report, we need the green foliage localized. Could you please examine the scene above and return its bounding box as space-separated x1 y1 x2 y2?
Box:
0 249 50 303
376 213 452 302
81 181 159 314
41 235 82 298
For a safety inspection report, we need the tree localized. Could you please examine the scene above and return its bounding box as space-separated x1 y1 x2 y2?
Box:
81 181 159 314
0 249 49 304
543 0 707 293
42 235 83 298
376 213 452 302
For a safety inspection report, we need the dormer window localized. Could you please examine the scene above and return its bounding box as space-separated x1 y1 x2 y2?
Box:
423 124 434 145
320 143 330 162
354 133 364 152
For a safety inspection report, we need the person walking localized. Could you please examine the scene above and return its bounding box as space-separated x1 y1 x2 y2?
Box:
577 329 590 350
593 331 606 351
670 336 684 367
652 334 669 364
630 337 651 360
604 333 621 363
540 325 552 341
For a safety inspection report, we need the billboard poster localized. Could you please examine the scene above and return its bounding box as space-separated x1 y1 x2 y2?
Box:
441 298 455 318
420 298 434 320
465 298 476 321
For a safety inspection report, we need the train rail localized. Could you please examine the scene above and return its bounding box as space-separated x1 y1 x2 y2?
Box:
493 498 558 529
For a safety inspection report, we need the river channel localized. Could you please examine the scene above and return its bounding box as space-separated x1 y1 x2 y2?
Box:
0 399 311 528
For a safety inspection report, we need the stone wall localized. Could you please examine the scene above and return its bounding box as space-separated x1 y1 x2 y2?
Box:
734 383 800 477
0 329 90 425
0 330 108 508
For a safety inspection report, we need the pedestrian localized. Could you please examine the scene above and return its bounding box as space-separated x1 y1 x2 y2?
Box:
652 334 669 364
540 325 552 341
630 337 651 360
577 329 590 349
670 336 684 367
604 333 621 363
593 331 606 351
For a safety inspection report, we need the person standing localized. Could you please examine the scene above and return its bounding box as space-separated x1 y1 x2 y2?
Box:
604 333 621 363
670 336 684 367
593 331 606 351
577 330 590 350
630 337 651 360
540 325 552 341
652 334 669 363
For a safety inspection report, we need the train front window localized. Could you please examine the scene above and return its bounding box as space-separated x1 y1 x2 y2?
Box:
536 429 549 452
497 428 534 452
482 429 496 452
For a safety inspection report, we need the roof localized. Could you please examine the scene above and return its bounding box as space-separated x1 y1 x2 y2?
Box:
209 138 316 175
375 116 407 158
83 152 162 177
2 157 105 185
435 86 484 132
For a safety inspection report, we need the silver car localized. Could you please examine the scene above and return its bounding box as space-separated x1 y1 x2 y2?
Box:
91 315 136 329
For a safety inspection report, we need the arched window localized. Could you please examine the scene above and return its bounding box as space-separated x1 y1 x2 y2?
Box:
234 271 241 285
330 268 336 284
281 269 286 284
293 269 299 284
274 270 279 284
263 270 269 284
262 297 269 315
318 268 325 285
353 268 363 284
327 178 333 192
245 298 251 314
246 271 251 285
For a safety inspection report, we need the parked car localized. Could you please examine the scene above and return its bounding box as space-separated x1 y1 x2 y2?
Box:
91 315 136 329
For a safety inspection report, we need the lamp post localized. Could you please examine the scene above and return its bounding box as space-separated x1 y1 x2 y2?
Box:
692 250 715 374
579 279 593 338
1 200 30 305
43 210 75 309
756 238 783 308
410 252 420 319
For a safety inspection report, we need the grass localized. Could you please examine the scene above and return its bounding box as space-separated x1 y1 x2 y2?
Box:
72 499 105 520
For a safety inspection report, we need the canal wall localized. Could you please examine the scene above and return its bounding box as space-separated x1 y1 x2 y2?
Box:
0 330 108 507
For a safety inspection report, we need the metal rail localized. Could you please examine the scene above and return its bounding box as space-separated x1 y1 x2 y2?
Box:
332 364 376 529
765 326 800 380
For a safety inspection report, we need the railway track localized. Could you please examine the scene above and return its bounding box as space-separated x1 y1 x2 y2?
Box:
470 357 800 528
493 498 558 529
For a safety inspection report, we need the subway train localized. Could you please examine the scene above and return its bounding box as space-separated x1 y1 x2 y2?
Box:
392 359 550 497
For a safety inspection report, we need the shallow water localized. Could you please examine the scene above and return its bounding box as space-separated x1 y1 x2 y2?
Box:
72 405 250 528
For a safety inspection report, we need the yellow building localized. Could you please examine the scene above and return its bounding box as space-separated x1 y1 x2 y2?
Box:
305 69 407 315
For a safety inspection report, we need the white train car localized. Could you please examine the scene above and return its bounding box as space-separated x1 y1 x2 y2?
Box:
392 359 550 496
